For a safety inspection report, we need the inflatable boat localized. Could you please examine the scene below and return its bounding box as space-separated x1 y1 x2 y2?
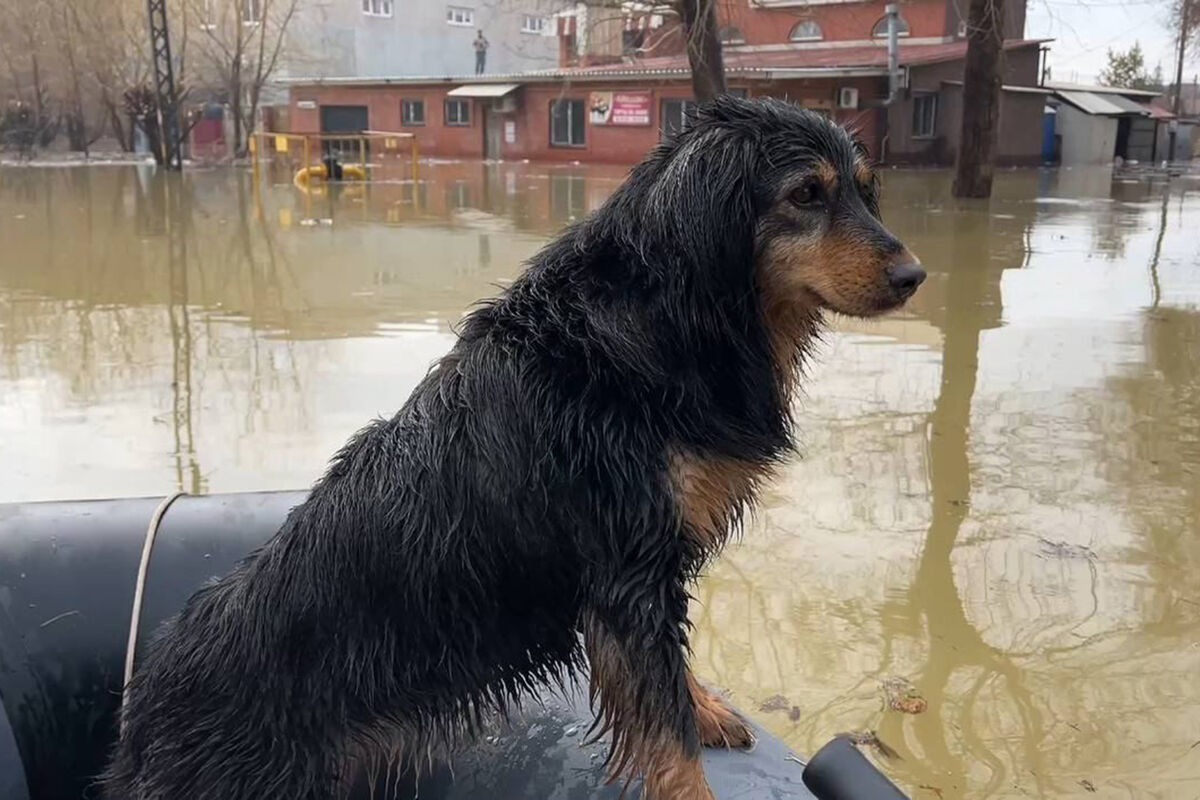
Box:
0 492 908 799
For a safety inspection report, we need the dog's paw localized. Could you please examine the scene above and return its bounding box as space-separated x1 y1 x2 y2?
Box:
693 689 755 750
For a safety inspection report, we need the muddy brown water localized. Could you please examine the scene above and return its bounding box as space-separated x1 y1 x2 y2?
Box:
1 162 1198 798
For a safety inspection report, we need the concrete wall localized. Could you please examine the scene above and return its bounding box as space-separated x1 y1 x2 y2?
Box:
1056 104 1117 166
282 0 560 80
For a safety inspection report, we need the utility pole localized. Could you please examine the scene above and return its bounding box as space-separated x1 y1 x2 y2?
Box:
147 0 182 170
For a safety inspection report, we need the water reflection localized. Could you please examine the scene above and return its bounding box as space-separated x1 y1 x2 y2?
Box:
1 162 1198 798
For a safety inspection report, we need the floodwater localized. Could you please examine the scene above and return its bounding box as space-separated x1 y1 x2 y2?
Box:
2 159 1198 799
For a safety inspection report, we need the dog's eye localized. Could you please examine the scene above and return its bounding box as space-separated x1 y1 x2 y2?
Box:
789 180 824 208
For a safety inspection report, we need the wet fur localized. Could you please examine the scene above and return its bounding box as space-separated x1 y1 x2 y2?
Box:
103 97 911 800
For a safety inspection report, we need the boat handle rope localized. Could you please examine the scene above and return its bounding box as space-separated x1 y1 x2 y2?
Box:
121 491 188 733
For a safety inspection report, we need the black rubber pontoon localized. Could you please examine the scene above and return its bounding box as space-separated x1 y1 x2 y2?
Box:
0 492 906 799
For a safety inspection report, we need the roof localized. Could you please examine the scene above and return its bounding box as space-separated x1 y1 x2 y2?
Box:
284 39 1049 87
1055 89 1135 116
942 80 1052 95
1044 81 1161 98
1143 103 1175 120
446 84 520 98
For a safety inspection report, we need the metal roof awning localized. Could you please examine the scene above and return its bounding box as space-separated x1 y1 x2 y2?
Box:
446 83 520 98
1055 90 1129 116
1103 94 1152 114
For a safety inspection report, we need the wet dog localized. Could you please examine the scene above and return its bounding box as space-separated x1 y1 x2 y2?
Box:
103 96 923 800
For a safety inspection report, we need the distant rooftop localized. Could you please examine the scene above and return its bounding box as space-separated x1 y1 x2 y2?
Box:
1044 81 1161 99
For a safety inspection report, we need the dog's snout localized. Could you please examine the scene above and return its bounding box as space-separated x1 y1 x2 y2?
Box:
886 262 926 298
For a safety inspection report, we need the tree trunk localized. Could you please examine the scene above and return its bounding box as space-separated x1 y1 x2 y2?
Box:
678 0 726 101
1171 1 1192 116
953 0 1005 199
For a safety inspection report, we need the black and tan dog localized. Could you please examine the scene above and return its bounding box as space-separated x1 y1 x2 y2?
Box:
104 96 923 800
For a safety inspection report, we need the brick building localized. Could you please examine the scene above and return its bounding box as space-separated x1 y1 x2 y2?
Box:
286 0 1049 166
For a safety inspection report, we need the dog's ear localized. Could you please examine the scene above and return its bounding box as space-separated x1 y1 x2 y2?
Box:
641 123 761 288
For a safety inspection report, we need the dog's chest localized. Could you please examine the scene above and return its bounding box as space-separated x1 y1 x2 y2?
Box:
667 450 771 549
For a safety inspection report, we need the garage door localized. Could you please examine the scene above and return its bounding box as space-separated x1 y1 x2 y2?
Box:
319 105 368 133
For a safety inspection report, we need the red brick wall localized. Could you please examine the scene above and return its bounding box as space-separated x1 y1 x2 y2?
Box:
289 85 484 159
721 0 950 47
290 76 890 165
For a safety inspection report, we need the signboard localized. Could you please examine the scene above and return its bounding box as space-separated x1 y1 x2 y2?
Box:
504 120 516 144
296 100 317 110
588 91 651 126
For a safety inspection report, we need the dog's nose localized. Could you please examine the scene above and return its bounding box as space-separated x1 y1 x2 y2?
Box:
886 262 926 298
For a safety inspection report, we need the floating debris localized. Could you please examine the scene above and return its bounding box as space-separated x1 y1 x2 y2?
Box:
758 694 790 712
881 676 928 715
758 694 801 721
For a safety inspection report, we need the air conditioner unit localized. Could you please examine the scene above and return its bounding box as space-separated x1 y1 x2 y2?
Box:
492 96 518 113
837 87 859 110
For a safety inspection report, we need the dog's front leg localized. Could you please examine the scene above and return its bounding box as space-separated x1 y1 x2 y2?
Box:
686 668 754 749
583 600 715 800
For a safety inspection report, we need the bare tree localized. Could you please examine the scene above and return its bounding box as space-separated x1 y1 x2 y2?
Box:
680 0 725 100
953 0 1005 199
185 0 301 156
1167 0 1199 116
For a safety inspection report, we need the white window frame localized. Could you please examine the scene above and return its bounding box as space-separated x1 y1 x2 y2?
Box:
445 98 471 126
788 20 822 42
550 98 586 147
446 6 475 26
362 0 394 17
912 93 937 139
871 14 910 38
242 0 262 25
521 14 547 34
200 0 217 29
401 98 425 126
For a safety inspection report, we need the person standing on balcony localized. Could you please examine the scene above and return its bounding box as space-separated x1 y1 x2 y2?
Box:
474 30 489 75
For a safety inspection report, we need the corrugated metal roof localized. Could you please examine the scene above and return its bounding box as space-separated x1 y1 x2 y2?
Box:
1056 90 1129 116
1104 93 1151 114
1044 81 1161 98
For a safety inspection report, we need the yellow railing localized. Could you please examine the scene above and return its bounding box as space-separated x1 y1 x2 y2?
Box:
249 130 419 182
249 130 420 224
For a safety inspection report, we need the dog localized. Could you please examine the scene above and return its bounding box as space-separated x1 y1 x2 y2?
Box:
103 96 923 800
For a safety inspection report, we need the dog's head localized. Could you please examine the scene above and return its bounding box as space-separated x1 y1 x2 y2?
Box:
629 96 923 319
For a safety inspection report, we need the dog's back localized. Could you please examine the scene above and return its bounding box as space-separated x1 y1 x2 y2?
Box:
105 97 920 800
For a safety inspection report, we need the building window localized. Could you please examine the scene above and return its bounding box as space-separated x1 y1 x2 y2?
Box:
719 26 745 45
871 14 909 37
242 0 262 24
549 98 585 146
445 99 471 126
912 93 937 138
446 6 474 26
521 14 547 34
401 99 425 126
788 20 822 42
660 98 697 139
362 0 393 16
200 0 216 28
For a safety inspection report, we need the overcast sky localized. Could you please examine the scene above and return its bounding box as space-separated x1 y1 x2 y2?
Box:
1025 0 1200 85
